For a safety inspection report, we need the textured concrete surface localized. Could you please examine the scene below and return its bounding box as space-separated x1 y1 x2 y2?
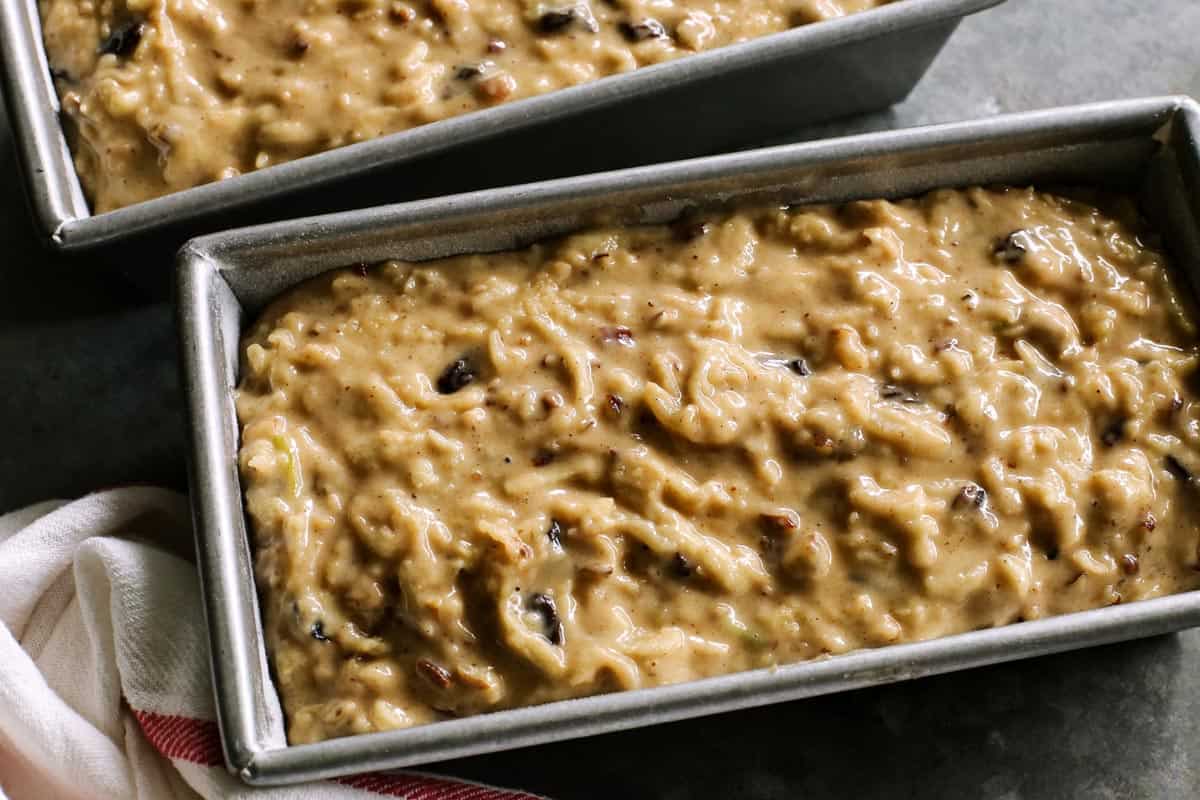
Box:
2 0 1198 796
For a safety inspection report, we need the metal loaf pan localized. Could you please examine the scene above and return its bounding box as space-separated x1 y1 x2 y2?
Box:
179 95 1200 785
1 0 1003 252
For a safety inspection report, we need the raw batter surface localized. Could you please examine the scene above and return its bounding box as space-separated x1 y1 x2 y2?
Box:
40 0 894 211
237 187 1200 743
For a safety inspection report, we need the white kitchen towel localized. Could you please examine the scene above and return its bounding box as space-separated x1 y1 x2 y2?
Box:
0 487 546 800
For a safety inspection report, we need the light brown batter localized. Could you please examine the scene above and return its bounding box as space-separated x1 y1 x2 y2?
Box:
39 0 894 213
237 187 1200 744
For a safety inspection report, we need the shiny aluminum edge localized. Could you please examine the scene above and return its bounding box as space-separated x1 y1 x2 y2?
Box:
0 0 88 240
179 95 1200 785
3 0 1003 251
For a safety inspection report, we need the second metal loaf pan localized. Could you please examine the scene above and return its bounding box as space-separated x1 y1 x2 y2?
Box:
0 0 1003 252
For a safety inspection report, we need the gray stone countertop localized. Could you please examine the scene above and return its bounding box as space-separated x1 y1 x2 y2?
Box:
2 0 1198 796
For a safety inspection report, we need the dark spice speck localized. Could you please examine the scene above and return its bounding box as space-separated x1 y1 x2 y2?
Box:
99 19 145 58
537 9 575 30
788 358 811 377
953 483 987 511
390 4 416 22
528 593 564 645
547 518 564 549
1101 418 1126 447
671 552 694 578
417 659 453 689
310 621 330 642
760 511 799 532
993 230 1029 264
606 394 625 417
537 4 598 33
436 356 477 394
618 18 666 42
1166 454 1194 482
599 326 635 347
881 384 920 403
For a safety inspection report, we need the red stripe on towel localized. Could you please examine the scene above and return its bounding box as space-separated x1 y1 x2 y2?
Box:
336 772 545 799
132 709 223 766
131 709 545 799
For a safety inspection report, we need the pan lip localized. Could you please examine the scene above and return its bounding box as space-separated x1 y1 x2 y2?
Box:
177 94 1200 784
242 591 1200 784
186 94 1195 269
3 0 1004 250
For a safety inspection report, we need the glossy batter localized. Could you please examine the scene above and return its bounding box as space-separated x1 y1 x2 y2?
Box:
39 0 894 212
237 187 1200 744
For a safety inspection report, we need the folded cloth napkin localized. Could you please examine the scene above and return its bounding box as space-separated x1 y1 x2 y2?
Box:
0 488 545 800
